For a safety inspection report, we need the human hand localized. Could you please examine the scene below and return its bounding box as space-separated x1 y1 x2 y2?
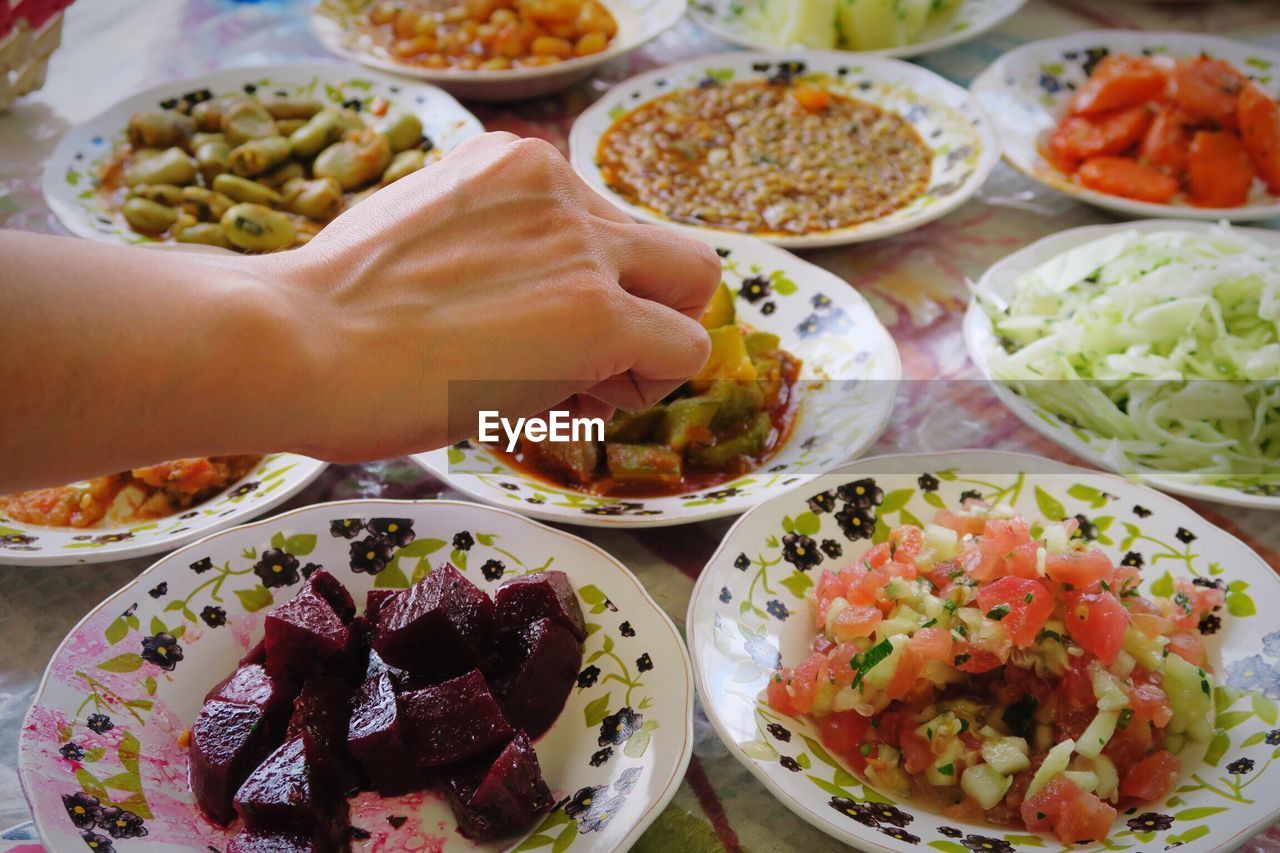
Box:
258 131 721 461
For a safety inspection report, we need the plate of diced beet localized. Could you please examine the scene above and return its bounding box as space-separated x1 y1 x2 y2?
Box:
18 499 693 852
971 31 1280 220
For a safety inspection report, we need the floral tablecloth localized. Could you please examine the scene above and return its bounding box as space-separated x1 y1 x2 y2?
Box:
1 0 1278 850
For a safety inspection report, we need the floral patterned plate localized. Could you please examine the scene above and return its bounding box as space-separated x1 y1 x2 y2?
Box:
311 0 686 102
413 229 901 528
568 51 1000 249
42 63 484 246
687 450 1280 852
0 454 326 567
970 31 1280 220
964 219 1280 511
687 0 1028 61
18 499 693 852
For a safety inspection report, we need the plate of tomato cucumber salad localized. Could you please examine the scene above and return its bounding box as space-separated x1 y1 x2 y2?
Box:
687 451 1280 852
972 31 1280 220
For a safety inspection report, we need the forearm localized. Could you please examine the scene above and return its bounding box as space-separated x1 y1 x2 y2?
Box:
0 231 309 492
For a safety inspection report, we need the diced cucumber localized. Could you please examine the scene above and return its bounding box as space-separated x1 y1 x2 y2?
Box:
825 597 850 641
862 635 908 691
699 281 735 329
1090 663 1130 712
833 686 863 713
1026 738 1074 800
925 738 964 787
962 764 1012 809
1109 649 1136 679
1163 732 1186 754
658 397 719 452
884 577 914 601
1164 653 1212 738
812 678 837 716
916 711 963 743
1123 625 1168 672
1080 754 1119 801
1076 709 1121 758
924 524 960 561
1043 523 1071 556
1186 715 1213 743
981 736 1031 775
1064 769 1099 794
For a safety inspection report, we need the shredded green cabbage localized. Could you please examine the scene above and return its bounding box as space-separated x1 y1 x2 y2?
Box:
984 225 1280 493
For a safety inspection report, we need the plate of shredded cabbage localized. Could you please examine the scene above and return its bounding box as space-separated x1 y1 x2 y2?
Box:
688 0 1027 58
966 220 1280 509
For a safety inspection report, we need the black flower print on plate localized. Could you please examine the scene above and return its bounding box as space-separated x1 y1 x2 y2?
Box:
739 274 771 303
189 556 213 574
734 553 751 571
141 632 183 671
766 722 791 742
63 792 104 828
330 518 364 539
917 473 940 492
881 827 919 844
81 830 114 852
796 308 852 339
1128 812 1174 832
780 755 801 772
820 539 843 559
719 586 732 603
98 807 147 839
781 533 823 570
577 665 600 689
0 533 36 549
350 537 394 575
1267 729 1280 746
766 599 790 620
60 742 85 761
598 707 642 746
636 653 653 672
1227 757 1255 775
201 605 228 628
368 517 414 547
961 836 1012 853
835 504 876 541
619 621 635 638
564 784 625 833
230 481 258 497
86 714 113 734
481 559 505 581
808 490 836 514
147 582 167 599
453 531 474 551
1175 527 1196 544
837 478 883 509
253 548 300 588
589 747 612 767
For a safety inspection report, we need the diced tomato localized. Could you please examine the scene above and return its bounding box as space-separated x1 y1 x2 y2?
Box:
932 509 986 538
1170 57 1247 129
846 569 888 607
1239 81 1280 193
1128 681 1174 727
960 541 1002 582
1113 565 1142 598
788 654 823 713
819 710 871 755
767 670 798 715
1166 630 1207 668
882 560 918 581
1139 105 1192 176
983 516 1032 554
890 525 924 563
1022 776 1116 844
827 643 859 687
815 570 843 621
1077 156 1180 203
1119 750 1181 802
861 542 892 569
1130 611 1169 638
1003 540 1041 579
977 576 1054 646
1070 54 1169 116
1171 579 1225 630
1104 717 1154 768
899 729 934 774
928 559 961 592
874 709 910 748
909 627 954 661
1188 129 1256 207
1064 588 1129 665
1044 547 1116 589
1058 654 1098 708
832 603 883 640
953 641 1003 673
1049 105 1153 166
885 646 923 701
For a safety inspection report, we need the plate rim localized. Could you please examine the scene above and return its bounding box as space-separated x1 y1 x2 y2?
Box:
18 496 697 853
969 29 1280 221
686 0 1029 61
686 448 1280 851
963 217 1280 510
0 453 328 567
567 49 1002 249
41 60 485 245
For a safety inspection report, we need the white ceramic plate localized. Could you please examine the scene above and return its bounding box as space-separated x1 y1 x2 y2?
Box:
310 0 685 102
19 498 693 852
414 229 901 528
965 218 1280 510
42 63 484 246
688 450 1280 852
569 51 1000 249
687 0 1028 60
0 454 327 566
970 31 1280 220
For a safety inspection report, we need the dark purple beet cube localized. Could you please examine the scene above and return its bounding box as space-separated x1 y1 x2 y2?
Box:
497 618 582 739
443 732 553 840
263 586 360 681
372 563 494 678
233 733 347 848
495 570 586 641
397 670 514 767
189 700 281 826
241 639 267 666
225 830 332 853
287 676 362 794
346 670 423 796
303 570 355 623
205 664 296 727
364 589 400 625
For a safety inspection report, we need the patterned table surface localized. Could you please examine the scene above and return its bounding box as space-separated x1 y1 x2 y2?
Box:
1 0 1279 850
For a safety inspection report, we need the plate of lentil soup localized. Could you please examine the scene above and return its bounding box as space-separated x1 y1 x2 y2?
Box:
310 0 686 101
687 450 1280 853
413 229 900 528
569 53 999 249
969 31 1280 220
42 63 483 251
0 454 327 566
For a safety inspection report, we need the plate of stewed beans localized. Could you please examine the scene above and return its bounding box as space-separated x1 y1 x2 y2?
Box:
43 63 484 252
311 0 687 101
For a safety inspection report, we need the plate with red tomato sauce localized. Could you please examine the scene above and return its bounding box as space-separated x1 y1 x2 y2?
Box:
971 31 1280 220
688 451 1280 852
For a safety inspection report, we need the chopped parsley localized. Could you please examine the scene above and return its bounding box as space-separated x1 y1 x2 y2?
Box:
860 743 872 756
937 762 955 777
943 600 959 615
1023 592 1035 603
986 605 1010 621
850 639 894 690
921 618 937 629
1116 709 1134 730
953 653 971 666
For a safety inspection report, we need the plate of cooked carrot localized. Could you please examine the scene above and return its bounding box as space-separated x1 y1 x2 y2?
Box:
972 31 1280 219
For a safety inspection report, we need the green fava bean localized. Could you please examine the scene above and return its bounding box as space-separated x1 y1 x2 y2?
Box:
127 110 194 149
222 101 277 146
190 94 247 132
126 183 184 206
124 147 197 187
382 149 427 185
258 160 305 189
288 109 342 159
175 222 232 248
211 173 283 207
220 203 296 252
262 97 323 120
180 186 234 222
195 139 232 180
122 197 178 234
313 129 392 191
273 118 307 137
284 176 344 221
228 136 292 177
377 112 424 154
